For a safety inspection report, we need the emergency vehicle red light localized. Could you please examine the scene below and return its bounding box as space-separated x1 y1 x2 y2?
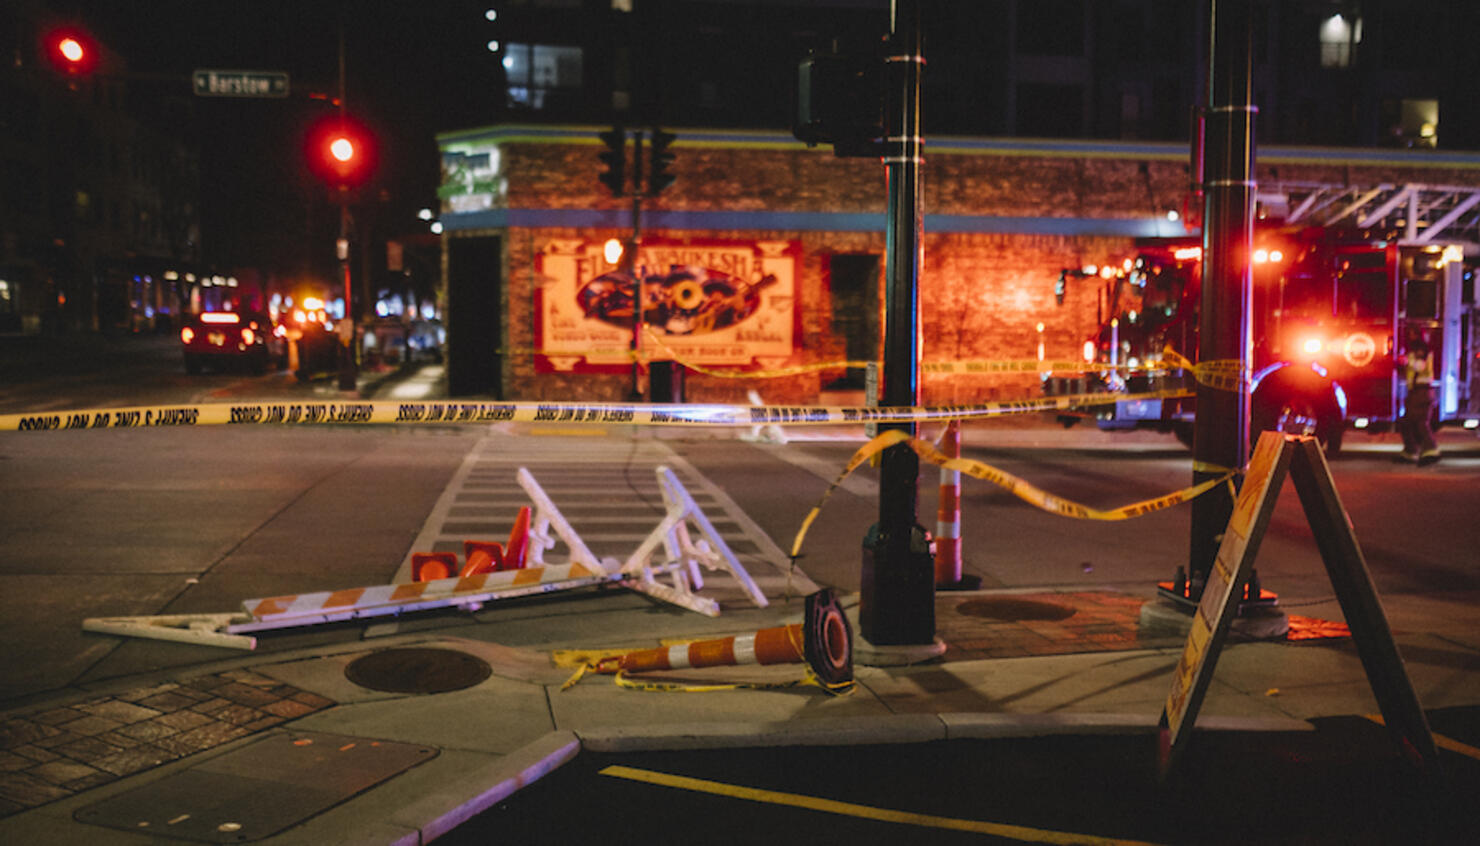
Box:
58 38 84 63
1173 247 1202 261
1302 337 1323 355
201 312 240 324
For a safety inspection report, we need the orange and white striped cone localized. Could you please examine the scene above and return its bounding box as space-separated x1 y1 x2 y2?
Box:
934 421 981 590
591 588 853 694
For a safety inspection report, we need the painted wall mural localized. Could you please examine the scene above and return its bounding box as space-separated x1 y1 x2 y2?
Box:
535 238 798 372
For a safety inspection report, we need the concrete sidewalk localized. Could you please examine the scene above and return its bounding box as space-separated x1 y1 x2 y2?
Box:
2 576 1478 844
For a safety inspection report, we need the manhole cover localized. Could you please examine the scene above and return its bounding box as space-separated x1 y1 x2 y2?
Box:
345 648 491 694
956 597 1077 622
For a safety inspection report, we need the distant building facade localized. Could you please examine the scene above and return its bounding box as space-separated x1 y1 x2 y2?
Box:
436 124 1480 403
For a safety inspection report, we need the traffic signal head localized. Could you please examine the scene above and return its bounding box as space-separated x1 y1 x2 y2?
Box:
647 127 676 195
45 27 99 75
598 127 627 197
306 117 377 189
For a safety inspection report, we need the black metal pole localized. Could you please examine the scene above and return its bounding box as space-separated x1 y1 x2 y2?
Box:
1187 0 1255 595
628 131 645 401
860 0 932 645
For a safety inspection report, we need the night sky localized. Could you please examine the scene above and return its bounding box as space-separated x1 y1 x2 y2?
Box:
54 0 503 270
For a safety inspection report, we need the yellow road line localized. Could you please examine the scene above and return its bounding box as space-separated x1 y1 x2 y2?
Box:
599 764 1163 846
1365 714 1480 761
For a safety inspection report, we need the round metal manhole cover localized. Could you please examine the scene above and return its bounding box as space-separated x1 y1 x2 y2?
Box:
956 597 1077 622
345 648 492 694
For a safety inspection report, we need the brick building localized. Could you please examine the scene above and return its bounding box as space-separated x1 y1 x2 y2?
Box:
436 124 1480 404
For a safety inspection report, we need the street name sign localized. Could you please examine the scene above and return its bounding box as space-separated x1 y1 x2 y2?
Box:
192 69 289 98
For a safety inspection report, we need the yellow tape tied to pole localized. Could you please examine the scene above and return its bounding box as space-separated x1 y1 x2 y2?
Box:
788 430 1236 560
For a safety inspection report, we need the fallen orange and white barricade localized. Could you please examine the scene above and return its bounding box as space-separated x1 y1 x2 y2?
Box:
82 465 767 649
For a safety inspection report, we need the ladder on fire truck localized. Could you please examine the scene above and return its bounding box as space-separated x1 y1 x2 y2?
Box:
1257 181 1480 247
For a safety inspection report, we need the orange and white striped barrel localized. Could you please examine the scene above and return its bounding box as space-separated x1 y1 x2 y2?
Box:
935 419 962 586
587 588 854 692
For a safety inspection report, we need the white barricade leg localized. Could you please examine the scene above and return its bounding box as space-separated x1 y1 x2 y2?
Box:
741 389 788 443
517 467 614 574
83 613 258 650
621 466 768 615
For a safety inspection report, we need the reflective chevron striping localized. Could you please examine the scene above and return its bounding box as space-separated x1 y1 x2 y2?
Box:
236 561 607 629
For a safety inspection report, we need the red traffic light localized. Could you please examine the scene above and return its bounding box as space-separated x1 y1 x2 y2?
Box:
45 27 99 75
306 117 377 189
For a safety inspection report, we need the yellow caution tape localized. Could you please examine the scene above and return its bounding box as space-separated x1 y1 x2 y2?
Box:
609 667 854 695
643 329 1204 381
789 430 1236 559
640 330 872 378
554 645 854 695
0 387 1193 435
1161 348 1249 392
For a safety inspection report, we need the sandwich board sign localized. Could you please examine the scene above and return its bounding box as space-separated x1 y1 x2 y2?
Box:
1158 432 1440 780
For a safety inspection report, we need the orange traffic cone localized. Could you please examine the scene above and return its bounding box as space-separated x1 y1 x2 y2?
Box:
591 588 853 694
410 506 532 582
410 552 459 582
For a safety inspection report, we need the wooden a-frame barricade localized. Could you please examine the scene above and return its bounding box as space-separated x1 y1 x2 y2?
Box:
1159 432 1442 782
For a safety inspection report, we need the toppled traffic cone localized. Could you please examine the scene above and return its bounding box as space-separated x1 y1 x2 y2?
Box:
571 588 854 695
410 506 531 581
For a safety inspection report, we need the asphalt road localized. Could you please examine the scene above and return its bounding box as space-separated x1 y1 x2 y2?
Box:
448 708 1480 845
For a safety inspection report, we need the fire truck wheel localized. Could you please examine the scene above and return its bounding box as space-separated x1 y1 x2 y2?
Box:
1251 389 1343 455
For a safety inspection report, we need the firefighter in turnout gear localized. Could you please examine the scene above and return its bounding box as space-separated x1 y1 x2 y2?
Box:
1398 331 1441 465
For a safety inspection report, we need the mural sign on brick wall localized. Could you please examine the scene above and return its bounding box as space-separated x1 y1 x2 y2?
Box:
535 238 798 372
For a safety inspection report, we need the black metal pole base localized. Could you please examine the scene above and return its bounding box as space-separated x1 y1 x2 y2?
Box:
936 574 983 592
859 522 936 645
1156 565 1279 615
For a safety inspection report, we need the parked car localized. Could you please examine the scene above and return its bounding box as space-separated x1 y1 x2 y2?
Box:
180 310 286 374
407 318 445 363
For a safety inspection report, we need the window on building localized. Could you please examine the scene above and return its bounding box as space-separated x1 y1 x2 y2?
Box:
1017 83 1084 138
1016 0 1084 56
503 43 583 110
1318 13 1361 69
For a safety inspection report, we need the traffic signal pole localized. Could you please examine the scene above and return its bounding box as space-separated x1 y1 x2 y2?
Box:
859 0 934 646
335 24 358 392
628 131 645 401
1186 0 1255 597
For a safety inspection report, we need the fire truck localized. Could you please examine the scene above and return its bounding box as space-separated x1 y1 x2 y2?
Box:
1047 213 1480 454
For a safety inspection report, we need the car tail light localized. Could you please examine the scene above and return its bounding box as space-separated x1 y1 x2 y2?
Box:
180 327 195 343
201 312 240 324
1301 336 1323 355
241 327 256 345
